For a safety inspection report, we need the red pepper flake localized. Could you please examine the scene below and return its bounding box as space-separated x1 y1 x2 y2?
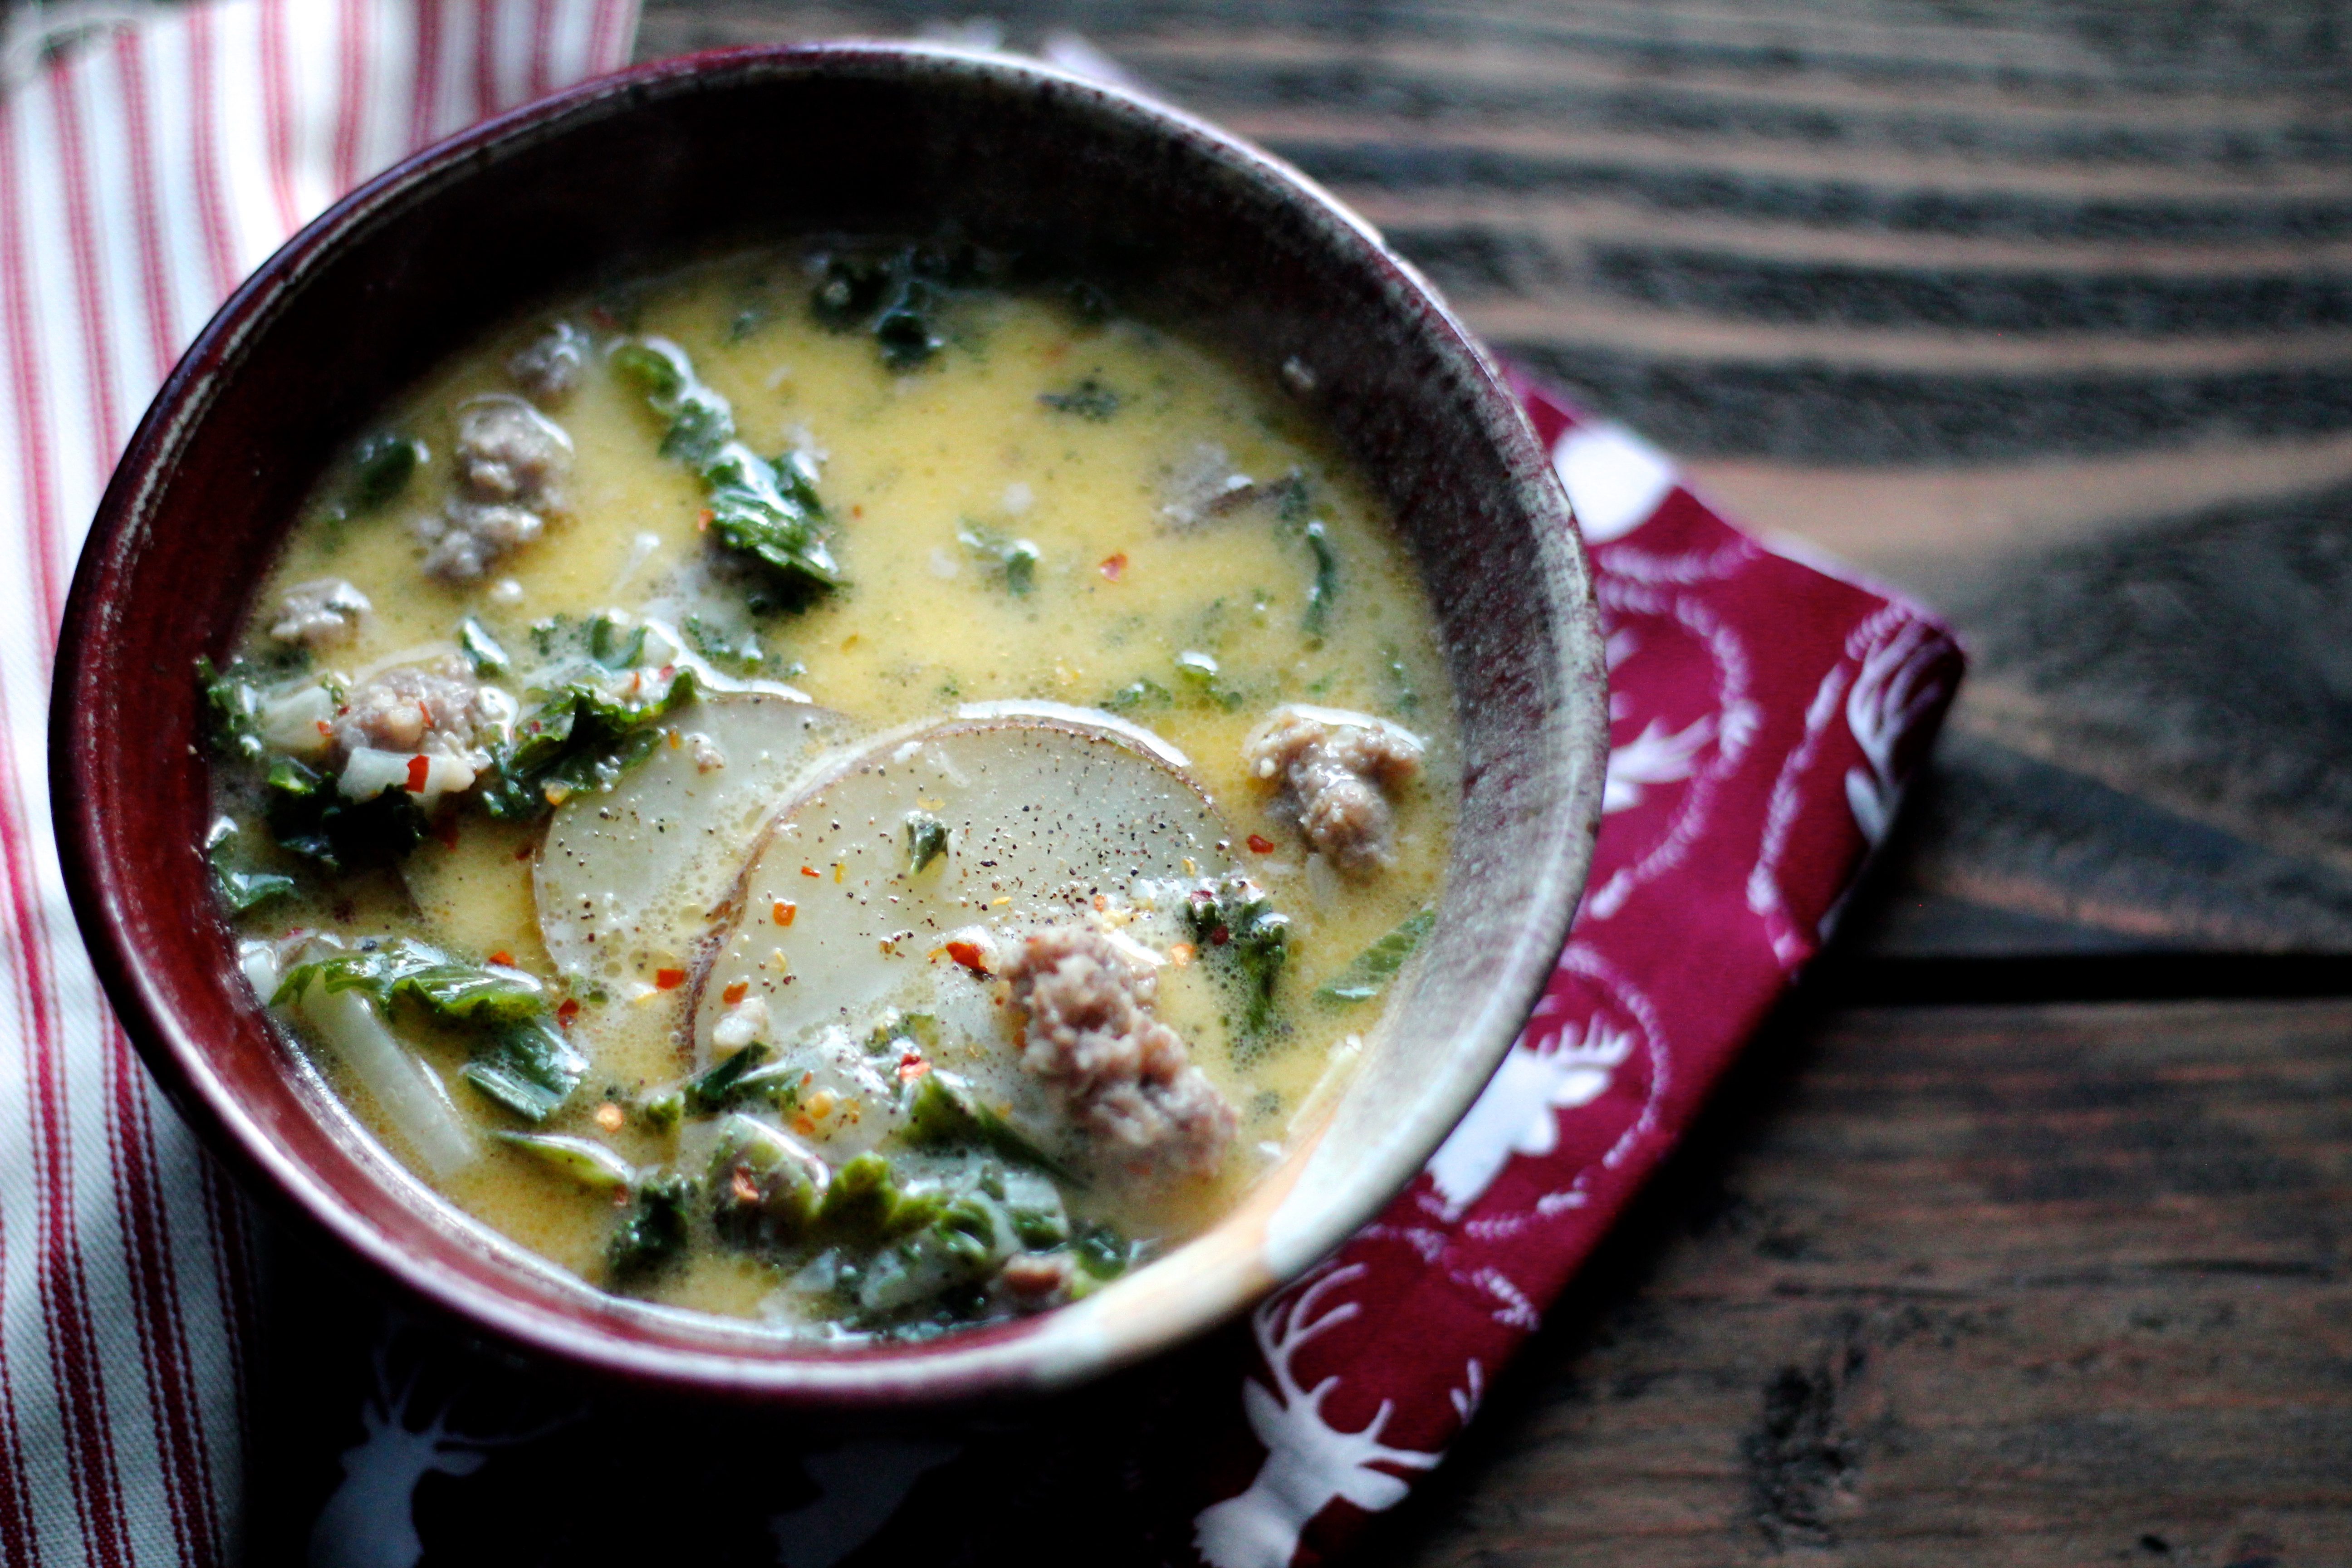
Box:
1210 925 1231 946
430 815 461 850
555 999 580 1027
800 866 820 878
489 951 514 967
404 755 431 792
730 1171 760 1203
1100 552 1127 581
722 980 749 1005
696 508 714 530
773 900 797 926
945 940 987 973
314 720 332 738
513 843 533 862
851 504 865 519
897 1054 930 1083
1247 833 1274 854
655 968 686 990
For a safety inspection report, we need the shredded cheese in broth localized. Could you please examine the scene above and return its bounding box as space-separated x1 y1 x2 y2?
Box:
206 243 1459 1337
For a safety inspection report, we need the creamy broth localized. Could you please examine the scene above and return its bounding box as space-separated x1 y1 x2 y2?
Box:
206 243 1457 1337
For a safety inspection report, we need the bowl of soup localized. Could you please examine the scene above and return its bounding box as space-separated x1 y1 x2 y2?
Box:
53 43 1607 1404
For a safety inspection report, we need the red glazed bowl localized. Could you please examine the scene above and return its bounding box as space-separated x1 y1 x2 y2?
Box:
52 43 1607 1406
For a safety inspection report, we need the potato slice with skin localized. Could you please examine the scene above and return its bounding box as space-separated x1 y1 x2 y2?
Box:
686 708 1248 1159
534 691 847 987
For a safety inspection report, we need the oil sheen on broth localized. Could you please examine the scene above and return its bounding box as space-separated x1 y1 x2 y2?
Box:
205 243 1458 1339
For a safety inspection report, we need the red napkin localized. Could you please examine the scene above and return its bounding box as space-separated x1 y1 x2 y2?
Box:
0 5 1963 1563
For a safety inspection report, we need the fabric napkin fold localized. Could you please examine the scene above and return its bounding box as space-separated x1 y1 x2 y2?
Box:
0 6 1963 1566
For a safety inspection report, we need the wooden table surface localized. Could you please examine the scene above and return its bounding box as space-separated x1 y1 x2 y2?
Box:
627 4 2352 1562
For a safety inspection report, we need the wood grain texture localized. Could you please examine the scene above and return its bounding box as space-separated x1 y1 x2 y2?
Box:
637 0 2352 958
1358 994 2352 1567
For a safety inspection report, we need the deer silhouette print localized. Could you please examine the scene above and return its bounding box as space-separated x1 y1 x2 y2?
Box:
1194 1264 1445 1568
307 1336 554 1568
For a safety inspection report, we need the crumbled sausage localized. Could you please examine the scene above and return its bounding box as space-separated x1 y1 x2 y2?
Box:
454 394 571 506
1242 705 1425 877
506 322 590 405
415 500 544 582
415 395 572 581
267 577 370 649
331 657 512 765
1004 924 1236 1177
1159 442 1256 529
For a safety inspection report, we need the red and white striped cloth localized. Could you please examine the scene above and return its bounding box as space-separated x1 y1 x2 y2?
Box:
0 3 634 1562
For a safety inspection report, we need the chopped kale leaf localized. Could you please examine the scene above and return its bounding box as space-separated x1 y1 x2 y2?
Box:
1186 874 1292 1035
475 664 701 822
1072 1221 1132 1280
203 818 294 914
684 1043 772 1116
1038 377 1120 420
1103 676 1172 714
608 1173 692 1283
612 338 842 601
1301 519 1339 637
681 614 766 676
957 524 1039 596
349 430 426 510
456 617 510 676
274 937 586 1122
809 241 993 371
905 810 949 875
262 758 428 872
1316 909 1436 1004
196 657 267 761
902 1073 1077 1182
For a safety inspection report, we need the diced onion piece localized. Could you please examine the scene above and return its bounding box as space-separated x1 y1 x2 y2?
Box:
259 681 338 759
339 746 475 807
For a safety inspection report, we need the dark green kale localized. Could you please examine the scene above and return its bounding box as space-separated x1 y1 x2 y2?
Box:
1103 676 1172 714
456 617 510 676
475 664 701 823
1185 874 1292 1035
707 1114 824 1250
684 1043 772 1116
904 810 949 875
817 1152 946 1244
681 614 766 676
348 430 426 510
1173 650 1245 713
1316 909 1436 1004
1301 519 1339 637
195 657 267 761
273 937 587 1121
611 339 842 601
263 757 428 872
808 241 992 370
1038 377 1120 420
203 818 294 915
608 1172 692 1284
956 524 1039 596
902 1073 1076 1182
1072 1221 1132 1280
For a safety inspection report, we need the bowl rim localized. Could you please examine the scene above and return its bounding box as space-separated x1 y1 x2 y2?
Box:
52 39 1607 1406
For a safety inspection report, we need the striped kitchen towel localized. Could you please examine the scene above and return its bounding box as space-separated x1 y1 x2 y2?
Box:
0 3 634 1562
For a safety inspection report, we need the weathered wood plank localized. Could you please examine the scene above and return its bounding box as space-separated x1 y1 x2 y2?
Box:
1363 995 2352 1567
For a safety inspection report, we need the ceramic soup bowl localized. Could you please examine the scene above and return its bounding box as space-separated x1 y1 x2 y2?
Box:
53 43 1607 1406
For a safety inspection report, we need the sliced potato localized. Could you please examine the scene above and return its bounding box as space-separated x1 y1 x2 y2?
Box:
534 691 847 987
685 708 1248 1154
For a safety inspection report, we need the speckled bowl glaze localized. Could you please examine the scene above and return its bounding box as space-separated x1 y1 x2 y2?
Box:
53 44 1607 1406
